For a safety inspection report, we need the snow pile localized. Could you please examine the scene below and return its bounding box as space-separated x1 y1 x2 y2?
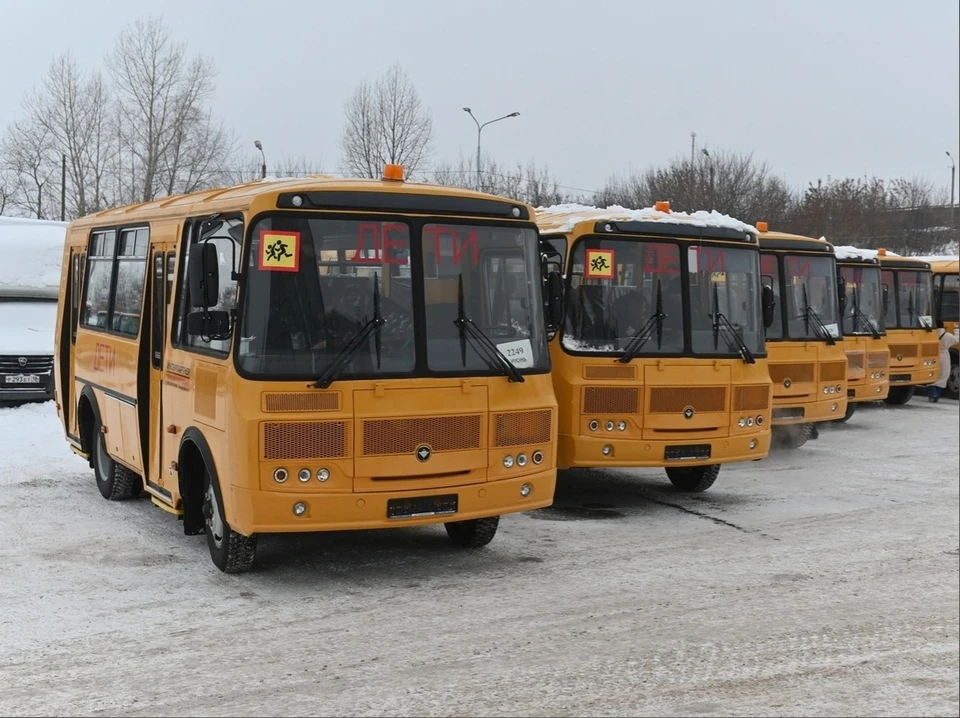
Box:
536 203 758 235
0 218 67 298
832 245 899 260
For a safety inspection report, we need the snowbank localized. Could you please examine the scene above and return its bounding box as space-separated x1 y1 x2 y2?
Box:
0 218 67 298
536 203 758 235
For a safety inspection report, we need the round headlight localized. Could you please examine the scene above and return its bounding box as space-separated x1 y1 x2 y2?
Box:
532 450 544 465
746 417 754 426
605 421 614 432
297 468 311 483
317 468 330 482
617 421 627 431
738 418 746 428
836 384 842 392
503 455 514 468
823 387 829 394
588 420 599 431
273 467 289 483
756 415 764 425
828 386 835 394
517 453 528 467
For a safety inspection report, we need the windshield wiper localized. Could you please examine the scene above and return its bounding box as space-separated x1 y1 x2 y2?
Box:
453 274 524 383
909 290 933 331
711 281 756 364
619 280 665 363
852 289 881 339
801 283 836 345
313 274 385 389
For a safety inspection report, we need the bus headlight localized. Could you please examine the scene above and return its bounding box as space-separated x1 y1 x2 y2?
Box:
297 468 311 483
836 384 843 392
605 421 614 431
503 455 514 468
823 387 829 394
532 451 544 465
756 415 764 425
746 417 754 427
317 468 330 482
738 418 746 428
588 420 599 431
617 421 627 431
273 468 289 483
517 453 528 467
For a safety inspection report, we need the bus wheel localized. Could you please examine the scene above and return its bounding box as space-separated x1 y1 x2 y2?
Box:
884 385 915 405
833 402 857 423
444 516 499 548
92 417 140 501
203 467 257 573
947 362 959 399
773 423 813 449
665 464 720 492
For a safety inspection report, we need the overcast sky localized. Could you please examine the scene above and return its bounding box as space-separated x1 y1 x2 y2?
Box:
2 0 958 199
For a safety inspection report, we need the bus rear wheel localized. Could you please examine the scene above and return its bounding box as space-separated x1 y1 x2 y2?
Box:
884 385 915 405
773 423 814 449
833 401 857 423
92 416 140 501
665 464 720 492
203 467 257 573
445 516 499 548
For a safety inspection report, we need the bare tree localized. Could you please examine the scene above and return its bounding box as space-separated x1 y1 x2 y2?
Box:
1 119 59 219
0 171 12 215
432 153 569 206
226 153 325 185
107 16 232 202
339 63 433 178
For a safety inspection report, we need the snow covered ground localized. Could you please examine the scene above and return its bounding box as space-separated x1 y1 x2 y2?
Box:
0 398 957 716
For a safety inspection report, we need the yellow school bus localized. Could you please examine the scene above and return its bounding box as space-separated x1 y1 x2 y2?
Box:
832 248 890 421
536 201 772 493
928 257 959 398
755 225 848 447
54 166 559 572
875 250 939 404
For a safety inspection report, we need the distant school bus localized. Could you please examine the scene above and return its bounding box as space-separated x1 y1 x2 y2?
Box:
929 257 959 397
755 225 848 447
54 166 560 572
833 248 889 421
536 201 772 493
875 251 939 404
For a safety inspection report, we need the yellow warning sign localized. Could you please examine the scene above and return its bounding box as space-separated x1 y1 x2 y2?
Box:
585 249 615 279
259 230 300 272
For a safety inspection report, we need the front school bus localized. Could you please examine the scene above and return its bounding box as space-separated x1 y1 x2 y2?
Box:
755 224 848 447
53 166 559 572
875 250 939 404
832 248 890 421
928 257 959 397
536 202 772 493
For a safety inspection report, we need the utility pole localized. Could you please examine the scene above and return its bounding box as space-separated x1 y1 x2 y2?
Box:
60 154 66 221
690 131 696 167
255 140 266 179
948 151 956 233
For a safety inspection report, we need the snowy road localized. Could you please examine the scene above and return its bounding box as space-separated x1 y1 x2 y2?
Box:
0 399 957 716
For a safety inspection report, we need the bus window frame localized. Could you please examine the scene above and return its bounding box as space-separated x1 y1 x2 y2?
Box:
79 223 150 340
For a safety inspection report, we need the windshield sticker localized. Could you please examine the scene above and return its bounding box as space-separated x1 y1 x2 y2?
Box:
259 230 300 272
496 338 534 368
824 322 840 338
352 223 409 265
585 249 615 279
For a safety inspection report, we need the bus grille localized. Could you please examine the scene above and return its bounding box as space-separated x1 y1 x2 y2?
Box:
868 352 889 368
921 342 939 357
0 355 53 372
768 363 815 384
263 421 348 459
583 387 641 414
649 387 726 413
888 344 917 359
732 385 770 411
263 392 340 412
845 352 865 371
583 364 636 380
362 415 482 455
820 362 847 382
494 410 552 447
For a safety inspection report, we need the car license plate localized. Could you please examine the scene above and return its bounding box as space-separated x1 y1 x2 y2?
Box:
5 374 40 384
387 494 458 519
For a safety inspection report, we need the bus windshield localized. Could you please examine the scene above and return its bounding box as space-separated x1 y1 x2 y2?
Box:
237 216 548 380
941 274 960 322
839 265 883 335
783 254 840 341
894 270 933 329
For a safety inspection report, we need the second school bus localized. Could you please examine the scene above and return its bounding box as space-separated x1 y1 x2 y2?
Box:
928 257 959 397
54 167 560 572
756 225 848 447
537 202 772 493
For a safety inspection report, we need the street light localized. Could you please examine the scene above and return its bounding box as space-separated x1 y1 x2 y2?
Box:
254 140 266 179
947 151 956 233
702 148 715 209
462 107 520 191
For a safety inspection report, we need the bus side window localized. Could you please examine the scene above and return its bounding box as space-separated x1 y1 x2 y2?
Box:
70 254 81 344
81 230 116 329
151 253 164 369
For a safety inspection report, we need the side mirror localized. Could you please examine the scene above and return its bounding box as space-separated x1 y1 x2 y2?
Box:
546 270 564 329
837 277 847 315
187 310 231 338
189 242 220 308
761 285 776 329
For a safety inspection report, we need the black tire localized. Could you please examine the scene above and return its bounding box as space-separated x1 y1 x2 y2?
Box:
444 516 499 548
833 401 857 423
92 416 140 501
203 467 256 573
946 362 959 400
884 385 916 405
665 464 720 492
773 423 814 449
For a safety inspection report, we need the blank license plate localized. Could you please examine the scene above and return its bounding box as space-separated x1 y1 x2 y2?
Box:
387 494 458 519
5 374 40 384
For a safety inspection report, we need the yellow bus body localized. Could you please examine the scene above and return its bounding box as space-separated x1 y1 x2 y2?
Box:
835 255 890 405
928 257 959 396
54 174 558 570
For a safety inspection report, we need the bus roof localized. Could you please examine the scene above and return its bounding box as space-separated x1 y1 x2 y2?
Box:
834 245 885 263
915 257 959 273
535 203 758 237
67 175 535 231
756 228 836 254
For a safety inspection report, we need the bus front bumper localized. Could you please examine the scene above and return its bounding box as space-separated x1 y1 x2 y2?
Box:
848 379 889 402
229 469 557 535
771 397 846 426
888 366 938 386
557 430 770 470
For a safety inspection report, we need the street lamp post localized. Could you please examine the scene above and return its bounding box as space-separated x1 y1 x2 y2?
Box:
702 148 715 209
462 108 520 191
254 140 266 179
948 151 956 233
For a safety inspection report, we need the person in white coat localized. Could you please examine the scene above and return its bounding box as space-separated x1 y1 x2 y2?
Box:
928 325 959 402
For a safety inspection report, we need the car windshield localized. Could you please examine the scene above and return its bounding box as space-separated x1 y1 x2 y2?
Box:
839 265 884 335
236 216 548 379
782 254 840 341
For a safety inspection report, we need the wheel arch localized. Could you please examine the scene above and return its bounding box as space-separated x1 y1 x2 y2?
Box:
178 427 221 536
77 385 101 460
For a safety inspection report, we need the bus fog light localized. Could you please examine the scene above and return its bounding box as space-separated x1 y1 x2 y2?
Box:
605 421 614 431
602 445 613 456
520 483 533 497
588 420 599 431
517 453 528 467
746 417 754 426
738 418 746 428
617 421 627 431
877 386 882 393
317 468 330 482
831 403 838 411
756 415 764 425
273 468 289 483
293 501 307 516
503 455 514 468
532 450 544 465
297 468 311 483
749 439 758 450
291 195 303 207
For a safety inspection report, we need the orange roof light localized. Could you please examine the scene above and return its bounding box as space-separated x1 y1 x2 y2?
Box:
654 200 670 213
878 248 887 256
756 221 768 232
382 164 404 181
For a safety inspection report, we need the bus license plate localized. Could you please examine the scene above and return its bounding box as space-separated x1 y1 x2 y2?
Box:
5 374 40 384
387 494 458 519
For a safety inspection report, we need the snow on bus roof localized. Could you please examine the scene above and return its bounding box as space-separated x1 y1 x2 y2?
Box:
535 203 758 235
0 218 67 298
832 246 898 260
